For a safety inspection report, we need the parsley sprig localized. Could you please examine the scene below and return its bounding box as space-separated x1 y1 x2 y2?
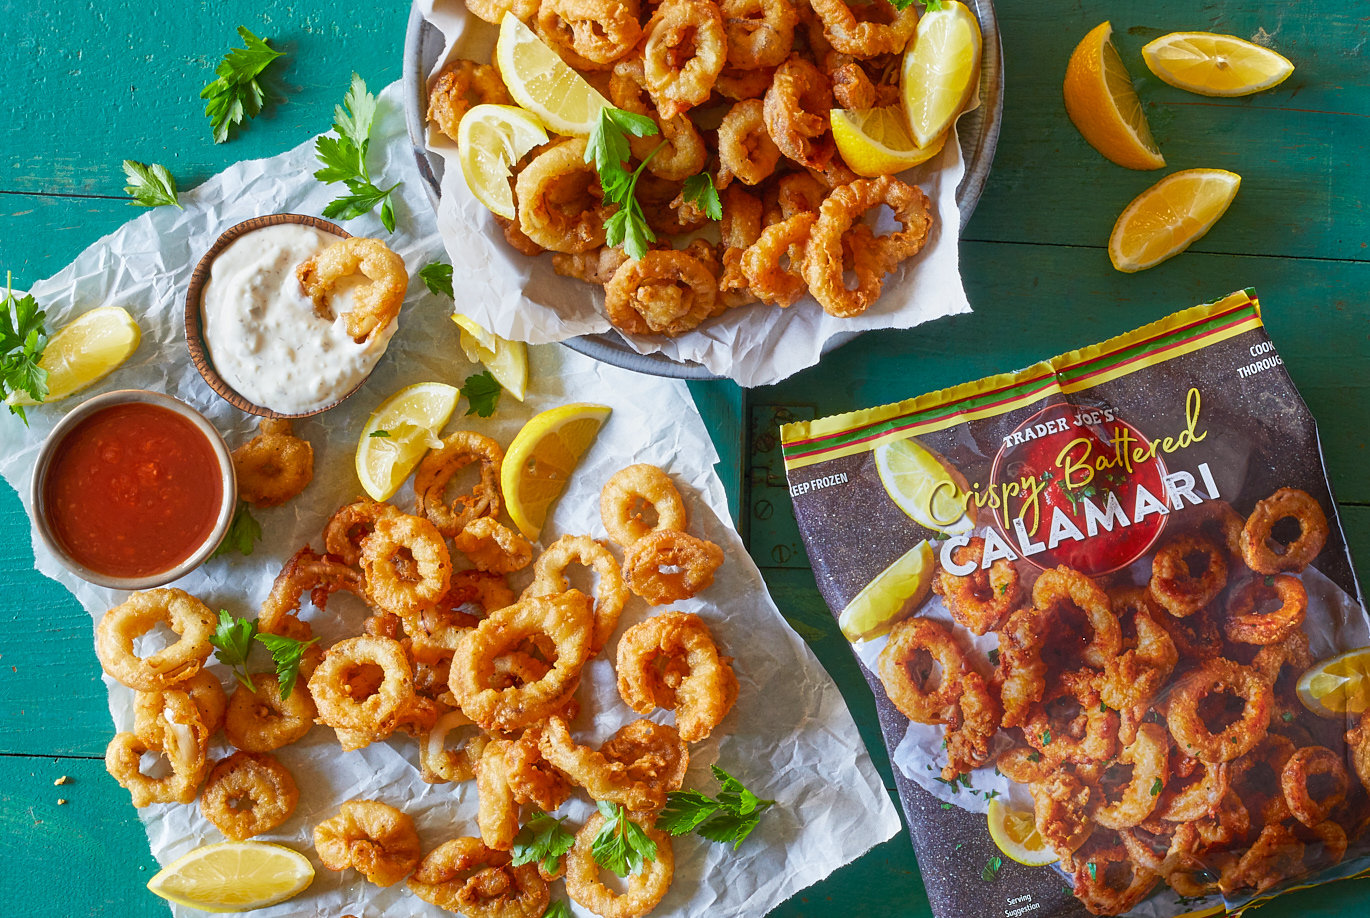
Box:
682 172 722 221
0 276 48 424
314 74 401 233
208 610 316 699
656 765 775 849
511 809 575 875
212 500 262 558
463 371 502 418
541 902 573 918
122 161 181 209
200 27 285 143
585 107 660 260
592 801 658 877
419 262 454 299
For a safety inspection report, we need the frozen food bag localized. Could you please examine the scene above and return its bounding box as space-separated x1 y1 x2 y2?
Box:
781 290 1370 918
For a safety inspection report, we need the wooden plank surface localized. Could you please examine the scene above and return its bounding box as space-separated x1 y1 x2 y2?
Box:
1 0 1368 916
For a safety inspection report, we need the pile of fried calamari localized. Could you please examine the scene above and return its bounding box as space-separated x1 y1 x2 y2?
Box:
876 487 1370 915
96 443 736 918
429 0 937 336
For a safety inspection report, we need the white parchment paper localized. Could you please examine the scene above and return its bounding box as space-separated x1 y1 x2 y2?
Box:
417 0 973 387
0 82 900 917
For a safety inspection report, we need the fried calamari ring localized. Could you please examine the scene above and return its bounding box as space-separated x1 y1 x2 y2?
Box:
622 529 725 605
405 570 514 665
133 670 227 746
807 0 918 56
524 535 628 653
609 57 708 183
1068 834 1160 916
505 725 574 811
600 464 688 548
1155 755 1229 822
1166 658 1273 763
324 498 403 567
1349 716 1370 794
419 709 489 784
996 746 1054 785
801 175 932 317
1242 488 1329 574
642 0 726 119
465 0 539 25
455 517 534 574
414 431 504 539
1032 567 1121 670
1224 574 1307 645
231 418 314 508
763 55 834 169
106 723 209 808
1100 587 1177 745
539 715 670 812
1282 746 1349 828
361 512 453 617
1148 533 1228 618
617 611 738 741
1023 669 1118 765
225 672 317 752
314 799 422 887
553 246 631 286
717 99 782 187
95 588 216 691
536 0 641 68
942 671 1000 780
449 591 595 732
1154 602 1224 661
1219 823 1304 894
426 61 514 142
258 546 365 648
876 616 967 723
715 64 776 100
1032 772 1094 858
721 0 796 69
515 138 611 254
996 605 1048 729
199 751 299 840
932 536 1019 635
408 837 550 918
1252 628 1313 686
307 635 419 750
297 237 408 343
565 813 674 918
739 212 816 308
604 249 721 337
1093 724 1170 830
476 739 521 851
601 719 690 800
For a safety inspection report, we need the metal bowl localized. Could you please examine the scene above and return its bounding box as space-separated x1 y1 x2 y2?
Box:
402 2 1004 379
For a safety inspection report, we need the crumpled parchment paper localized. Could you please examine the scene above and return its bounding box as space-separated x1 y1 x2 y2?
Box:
0 81 901 917
417 0 973 387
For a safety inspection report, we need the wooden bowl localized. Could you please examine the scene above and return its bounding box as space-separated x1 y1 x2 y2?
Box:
185 213 356 418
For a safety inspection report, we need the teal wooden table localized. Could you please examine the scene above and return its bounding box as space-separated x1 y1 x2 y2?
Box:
1 2 1367 915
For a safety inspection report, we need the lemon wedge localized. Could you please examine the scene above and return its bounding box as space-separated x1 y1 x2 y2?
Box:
457 104 549 219
355 382 462 501
452 314 529 401
1108 168 1241 273
495 12 610 136
900 0 982 148
7 304 140 406
146 841 314 912
502 402 611 539
1063 22 1166 170
874 438 975 535
1142 32 1294 97
838 540 935 642
988 799 1057 867
830 107 948 177
1297 647 1370 719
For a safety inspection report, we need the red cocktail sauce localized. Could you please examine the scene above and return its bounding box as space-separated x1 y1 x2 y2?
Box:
42 402 224 578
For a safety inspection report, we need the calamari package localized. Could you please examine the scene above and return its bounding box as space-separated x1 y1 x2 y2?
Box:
781 291 1370 918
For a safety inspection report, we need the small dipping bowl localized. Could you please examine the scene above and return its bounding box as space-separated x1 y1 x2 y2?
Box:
31 389 237 590
185 213 355 418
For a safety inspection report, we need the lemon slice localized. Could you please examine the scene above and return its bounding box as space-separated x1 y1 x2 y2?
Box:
355 382 462 501
452 314 529 401
873 438 975 535
1142 32 1294 97
502 402 611 539
495 12 610 136
1297 647 1370 719
838 540 935 642
458 103 550 220
900 0 982 148
988 799 1057 867
1063 22 1166 170
1108 168 1241 273
830 107 949 178
146 841 314 912
7 304 140 406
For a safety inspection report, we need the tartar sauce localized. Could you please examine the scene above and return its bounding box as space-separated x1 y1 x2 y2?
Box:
202 224 398 414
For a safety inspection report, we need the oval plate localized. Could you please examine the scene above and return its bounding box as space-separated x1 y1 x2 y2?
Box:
402 1 1004 380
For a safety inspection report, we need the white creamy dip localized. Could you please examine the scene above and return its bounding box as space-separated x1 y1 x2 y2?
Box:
201 224 399 414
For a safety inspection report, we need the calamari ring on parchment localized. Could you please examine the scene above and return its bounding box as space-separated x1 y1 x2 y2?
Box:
515 138 611 255
617 611 738 742
565 813 674 918
538 714 673 813
413 431 504 539
133 670 227 746
296 237 408 343
740 213 816 308
476 739 521 851
1165 658 1273 763
361 512 453 618
721 0 797 69
599 464 688 549
622 528 725 605
407 837 549 918
609 57 708 182
427 61 513 143
95 588 216 691
225 671 316 753
258 546 365 649
199 750 299 841
106 690 210 807
307 635 419 749
1241 487 1329 574
806 0 918 57
324 498 402 567
313 799 422 887
231 417 314 508
717 98 782 187
523 534 628 653
1031 566 1121 670
642 0 726 119
418 709 489 785
763 54 834 169
604 248 721 338
454 517 534 574
505 724 574 812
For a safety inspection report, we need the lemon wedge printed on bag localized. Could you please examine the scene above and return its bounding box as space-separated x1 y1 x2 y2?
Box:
146 841 314 912
496 12 610 136
1142 32 1294 98
1108 168 1241 273
1297 647 1370 719
1064 22 1165 171
502 403 611 539
7 304 140 406
457 104 549 219
988 799 1058 867
874 438 975 535
355 382 462 501
839 540 935 642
